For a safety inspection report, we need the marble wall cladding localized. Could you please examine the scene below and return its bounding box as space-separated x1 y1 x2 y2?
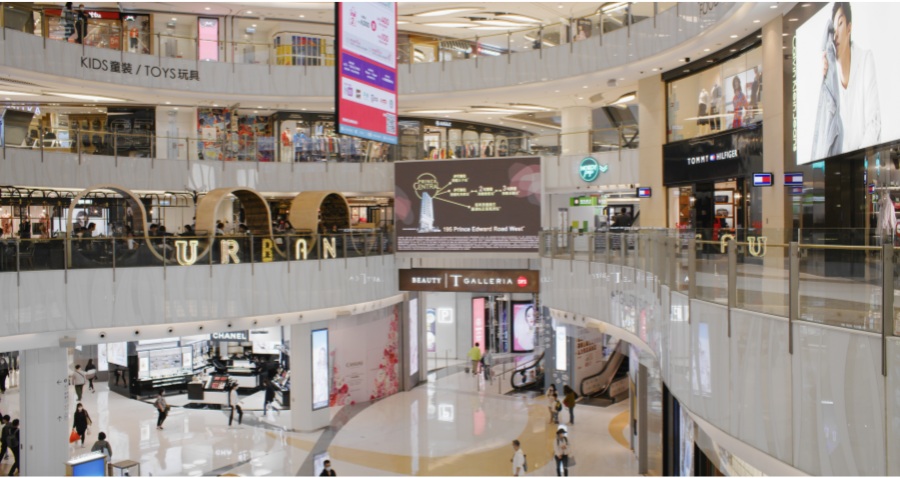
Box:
541 257 891 476
0 256 398 352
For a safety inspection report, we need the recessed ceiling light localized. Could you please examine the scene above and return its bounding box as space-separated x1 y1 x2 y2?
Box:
619 78 624 81
213 104 218 107
554 90 560 93
788 18 798 22
254 110 258 113
730 49 737 52
173 107 178 111
757 35 762 38
782 33 789 37
252 24 257 28
496 14 542 24
423 22 473 28
770 4 778 8
204 7 210 10
299 15 305 18
730 34 738 38
703 48 710 52
171 17 177 21
753 19 760 23
413 8 481 17
165 101 171 105
301 108 307 111
582 85 588 89
397 20 408 24
577 97 584 100
651 68 658 72
257 106 262 108
558 5 563 8
246 11 252 14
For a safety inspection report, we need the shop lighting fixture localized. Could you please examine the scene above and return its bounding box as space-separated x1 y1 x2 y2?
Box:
205 7 210 10
49 92 125 102
0 90 36 96
414 8 482 17
770 4 778 8
299 15 305 18
397 20 408 24
468 26 510 30
601 2 628 14
406 109 465 114
479 49 501 56
474 20 527 28
730 34 738 38
496 14 542 24
423 22 473 28
509 104 553 111
611 92 636 105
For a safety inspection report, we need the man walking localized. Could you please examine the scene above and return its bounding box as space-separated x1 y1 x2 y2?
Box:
467 343 482 376
71 365 86 402
0 357 8 394
511 439 525 476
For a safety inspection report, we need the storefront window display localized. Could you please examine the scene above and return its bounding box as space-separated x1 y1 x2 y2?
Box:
44 8 125 50
667 46 762 142
123 14 152 54
197 107 234 161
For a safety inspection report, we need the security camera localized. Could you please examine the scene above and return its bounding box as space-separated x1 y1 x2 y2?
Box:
167 327 174 334
134 330 140 336
198 325 204 331
253 320 258 326
99 332 106 339
227 323 232 328
684 57 690 63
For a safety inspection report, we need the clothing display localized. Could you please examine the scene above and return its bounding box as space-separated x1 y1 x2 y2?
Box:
698 88 710 126
710 83 722 131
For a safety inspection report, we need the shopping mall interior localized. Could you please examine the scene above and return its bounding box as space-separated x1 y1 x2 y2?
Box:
0 1 897 476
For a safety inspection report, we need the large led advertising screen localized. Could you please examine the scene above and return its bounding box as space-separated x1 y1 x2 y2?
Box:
311 328 329 411
394 157 542 252
795 2 900 164
336 3 398 144
512 302 536 352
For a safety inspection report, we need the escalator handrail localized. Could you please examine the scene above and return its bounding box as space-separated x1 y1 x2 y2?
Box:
508 351 545 390
579 341 628 397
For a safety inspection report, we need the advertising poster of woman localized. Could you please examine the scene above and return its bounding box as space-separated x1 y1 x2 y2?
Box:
512 303 536 352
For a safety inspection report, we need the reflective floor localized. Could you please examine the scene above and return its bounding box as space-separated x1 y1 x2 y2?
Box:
1 368 638 476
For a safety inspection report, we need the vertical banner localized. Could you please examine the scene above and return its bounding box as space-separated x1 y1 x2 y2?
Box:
555 325 567 371
335 2 398 144
511 302 536 352
472 297 486 354
409 298 419 377
311 328 329 410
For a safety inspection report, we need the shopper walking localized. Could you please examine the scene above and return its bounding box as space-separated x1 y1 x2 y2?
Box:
84 359 97 393
511 439 525 476
72 365 86 402
90 431 112 459
562 385 577 425
554 428 570 477
0 416 10 464
74 4 88 45
481 349 493 382
72 403 91 448
228 383 243 426
0 357 8 394
62 2 75 41
154 391 169 430
319 459 337 476
467 343 482 376
263 380 277 417
6 419 18 476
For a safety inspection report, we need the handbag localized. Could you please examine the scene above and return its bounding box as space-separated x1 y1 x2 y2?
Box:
567 454 577 467
69 429 80 443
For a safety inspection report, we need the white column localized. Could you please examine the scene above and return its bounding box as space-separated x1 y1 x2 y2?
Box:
21 346 70 476
560 106 592 156
637 74 667 227
761 17 788 235
289 323 330 432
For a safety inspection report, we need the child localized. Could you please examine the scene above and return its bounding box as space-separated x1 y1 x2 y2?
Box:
550 393 562 425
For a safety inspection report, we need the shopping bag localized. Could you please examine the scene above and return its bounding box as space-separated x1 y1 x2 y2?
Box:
567 455 577 467
69 429 79 443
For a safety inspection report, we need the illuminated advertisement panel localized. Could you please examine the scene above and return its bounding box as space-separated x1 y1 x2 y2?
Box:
512 302 536 352
795 2 900 164
409 298 419 377
311 328 330 411
472 297 486 355
335 2 398 144
395 157 542 252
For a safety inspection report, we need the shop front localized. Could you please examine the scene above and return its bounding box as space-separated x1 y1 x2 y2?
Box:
663 125 763 241
399 268 540 371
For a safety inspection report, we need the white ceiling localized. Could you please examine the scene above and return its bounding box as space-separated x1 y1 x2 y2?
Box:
9 2 789 132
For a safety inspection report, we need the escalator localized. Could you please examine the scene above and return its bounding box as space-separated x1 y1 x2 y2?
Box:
509 351 545 392
579 341 628 401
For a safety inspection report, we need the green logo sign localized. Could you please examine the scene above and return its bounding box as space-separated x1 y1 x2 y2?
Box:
579 157 607 182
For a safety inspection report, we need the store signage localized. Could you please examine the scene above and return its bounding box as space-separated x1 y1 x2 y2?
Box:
80 57 200 81
435 120 453 128
171 237 338 265
472 298 486 355
336 2 399 144
752 173 773 187
211 331 249 342
570 196 599 207
398 269 539 293
578 157 607 182
789 186 804 195
784 172 803 186
637 187 652 198
868 183 877 195
685 148 738 166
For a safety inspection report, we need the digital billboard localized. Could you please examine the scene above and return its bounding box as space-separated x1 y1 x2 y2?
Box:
311 328 329 411
409 298 419 377
795 2 900 164
472 298 486 355
336 3 398 144
394 157 542 252
512 302 536 352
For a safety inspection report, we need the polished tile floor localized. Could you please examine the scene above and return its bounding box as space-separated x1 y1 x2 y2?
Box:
0 368 638 476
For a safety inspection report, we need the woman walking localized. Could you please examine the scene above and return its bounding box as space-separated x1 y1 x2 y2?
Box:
562 385 577 425
228 383 243 426
554 428 570 476
84 359 97 393
72 403 91 448
154 391 168 430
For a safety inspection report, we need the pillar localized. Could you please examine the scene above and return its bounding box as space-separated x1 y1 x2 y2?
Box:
637 362 649 474
637 75 667 227
761 17 790 236
289 323 331 432
21 346 70 476
560 106 592 155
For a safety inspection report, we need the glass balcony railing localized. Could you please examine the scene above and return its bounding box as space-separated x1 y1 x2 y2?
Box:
540 229 900 338
2 127 637 163
0 232 392 272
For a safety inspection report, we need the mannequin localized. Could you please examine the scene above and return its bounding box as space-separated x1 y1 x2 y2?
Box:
698 87 710 135
709 80 722 131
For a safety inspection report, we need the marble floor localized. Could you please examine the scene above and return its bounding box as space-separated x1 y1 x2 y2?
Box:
0 368 638 476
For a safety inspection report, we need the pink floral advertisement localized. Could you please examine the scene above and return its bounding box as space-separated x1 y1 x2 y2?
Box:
329 304 400 406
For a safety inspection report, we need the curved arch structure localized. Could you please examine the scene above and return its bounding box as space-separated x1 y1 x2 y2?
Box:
65 184 166 263
288 191 350 234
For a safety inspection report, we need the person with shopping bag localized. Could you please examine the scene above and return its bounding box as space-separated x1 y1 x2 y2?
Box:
72 403 91 448
154 390 169 430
